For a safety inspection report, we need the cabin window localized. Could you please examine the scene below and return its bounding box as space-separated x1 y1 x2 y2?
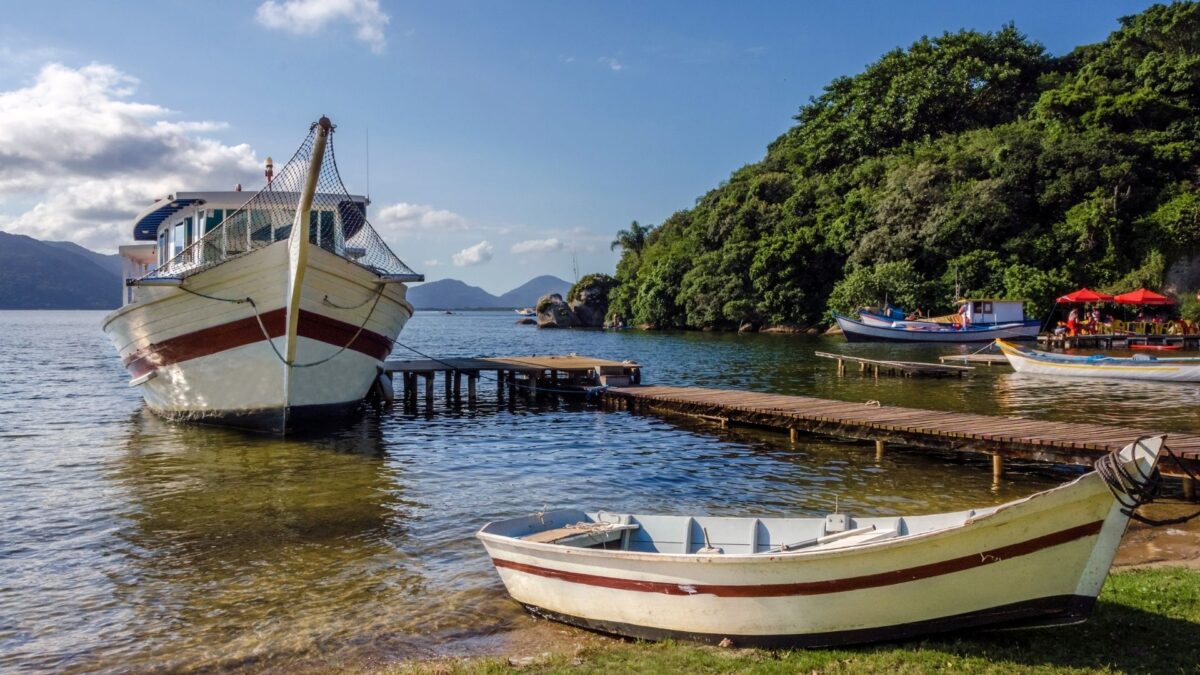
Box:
173 221 185 256
250 209 272 243
158 229 169 266
183 216 194 246
309 210 336 250
205 209 224 234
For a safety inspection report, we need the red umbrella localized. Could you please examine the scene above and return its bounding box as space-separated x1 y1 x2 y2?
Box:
1113 288 1174 305
1056 288 1114 303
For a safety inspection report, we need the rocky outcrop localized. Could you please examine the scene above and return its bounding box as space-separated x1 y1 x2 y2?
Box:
567 273 619 328
569 286 608 327
536 293 575 328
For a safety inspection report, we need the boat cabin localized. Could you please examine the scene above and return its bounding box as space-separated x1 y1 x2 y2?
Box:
117 190 369 304
958 299 1026 324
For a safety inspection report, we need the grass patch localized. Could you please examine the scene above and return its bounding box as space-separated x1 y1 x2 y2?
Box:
389 568 1200 674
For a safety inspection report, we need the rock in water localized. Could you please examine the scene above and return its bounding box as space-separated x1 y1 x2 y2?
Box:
536 293 575 328
567 273 618 328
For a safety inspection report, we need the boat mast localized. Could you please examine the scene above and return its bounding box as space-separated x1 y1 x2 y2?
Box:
285 116 333 366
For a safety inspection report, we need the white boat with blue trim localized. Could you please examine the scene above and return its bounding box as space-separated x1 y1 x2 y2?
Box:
842 299 1040 342
997 339 1200 382
478 437 1163 647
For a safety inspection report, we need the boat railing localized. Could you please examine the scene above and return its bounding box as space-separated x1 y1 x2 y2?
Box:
137 123 421 284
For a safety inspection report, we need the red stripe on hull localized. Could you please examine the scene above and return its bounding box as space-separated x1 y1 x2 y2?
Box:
121 308 394 377
491 520 1103 598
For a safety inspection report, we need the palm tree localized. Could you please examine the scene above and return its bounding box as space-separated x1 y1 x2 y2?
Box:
610 220 653 255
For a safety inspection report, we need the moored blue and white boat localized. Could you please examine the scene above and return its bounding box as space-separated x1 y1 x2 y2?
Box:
835 313 1039 343
478 438 1164 647
997 340 1200 382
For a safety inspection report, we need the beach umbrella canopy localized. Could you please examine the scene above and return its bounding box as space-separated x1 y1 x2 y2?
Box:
1056 288 1113 303
1113 288 1174 305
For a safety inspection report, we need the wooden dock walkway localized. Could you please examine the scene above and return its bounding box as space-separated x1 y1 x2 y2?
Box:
384 355 640 404
815 351 971 378
939 354 1010 366
1038 334 1200 350
599 385 1200 489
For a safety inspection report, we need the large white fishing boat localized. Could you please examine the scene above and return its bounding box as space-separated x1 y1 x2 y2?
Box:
103 118 421 432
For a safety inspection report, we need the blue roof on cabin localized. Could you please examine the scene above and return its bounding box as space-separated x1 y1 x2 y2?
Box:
132 198 203 241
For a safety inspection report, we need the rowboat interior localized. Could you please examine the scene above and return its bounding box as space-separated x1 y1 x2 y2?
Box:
486 505 1007 555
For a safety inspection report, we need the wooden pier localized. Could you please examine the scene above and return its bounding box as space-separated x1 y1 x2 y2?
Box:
1038 334 1200 350
815 351 971 378
939 354 1010 367
599 385 1200 488
383 355 640 405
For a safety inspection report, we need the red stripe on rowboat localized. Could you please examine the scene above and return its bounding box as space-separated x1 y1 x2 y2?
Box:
491 520 1103 598
122 308 394 377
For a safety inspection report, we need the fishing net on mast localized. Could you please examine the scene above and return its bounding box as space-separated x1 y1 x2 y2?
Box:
142 121 421 282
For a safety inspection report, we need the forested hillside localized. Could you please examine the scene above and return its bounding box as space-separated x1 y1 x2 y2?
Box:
609 3 1200 330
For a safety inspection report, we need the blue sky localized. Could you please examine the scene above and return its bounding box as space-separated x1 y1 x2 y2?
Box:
0 0 1160 293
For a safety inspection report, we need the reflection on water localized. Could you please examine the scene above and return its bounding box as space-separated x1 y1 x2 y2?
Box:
3 311 1198 670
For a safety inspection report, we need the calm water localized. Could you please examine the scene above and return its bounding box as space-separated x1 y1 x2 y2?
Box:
3 310 1199 671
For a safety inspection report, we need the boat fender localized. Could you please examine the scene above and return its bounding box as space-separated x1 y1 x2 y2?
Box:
373 371 395 404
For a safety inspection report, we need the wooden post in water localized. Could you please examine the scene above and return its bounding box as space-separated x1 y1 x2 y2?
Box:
1183 477 1196 501
992 454 1005 482
424 373 434 405
468 372 478 404
789 428 798 443
875 440 886 461
453 370 462 402
444 371 452 401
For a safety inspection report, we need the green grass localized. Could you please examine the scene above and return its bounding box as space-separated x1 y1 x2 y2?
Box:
389 568 1200 674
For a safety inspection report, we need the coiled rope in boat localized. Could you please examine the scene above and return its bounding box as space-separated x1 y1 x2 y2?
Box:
1095 437 1200 526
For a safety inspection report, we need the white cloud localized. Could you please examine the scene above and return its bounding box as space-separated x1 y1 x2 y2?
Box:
423 258 440 267
0 62 260 251
374 202 467 236
599 56 624 72
452 240 493 267
256 0 389 54
510 237 563 255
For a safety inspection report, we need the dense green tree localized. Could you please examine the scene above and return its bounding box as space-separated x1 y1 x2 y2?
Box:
610 3 1200 330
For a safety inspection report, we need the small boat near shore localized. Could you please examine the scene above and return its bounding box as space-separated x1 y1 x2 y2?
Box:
515 308 535 316
997 340 1200 382
478 437 1164 647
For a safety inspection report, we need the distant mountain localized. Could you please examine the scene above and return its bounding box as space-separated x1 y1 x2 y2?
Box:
496 274 573 308
44 240 123 278
406 274 573 310
0 231 122 309
406 278 500 310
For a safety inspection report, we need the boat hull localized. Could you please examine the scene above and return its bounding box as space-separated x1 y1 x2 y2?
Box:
103 242 413 431
478 440 1161 646
836 315 1040 343
997 340 1200 382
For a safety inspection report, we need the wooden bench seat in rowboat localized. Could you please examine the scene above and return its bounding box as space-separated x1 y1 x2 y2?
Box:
522 523 640 547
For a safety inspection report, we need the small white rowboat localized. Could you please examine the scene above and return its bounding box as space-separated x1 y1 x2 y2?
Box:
478 437 1164 647
997 339 1200 382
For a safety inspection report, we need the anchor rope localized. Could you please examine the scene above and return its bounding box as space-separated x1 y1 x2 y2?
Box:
1095 436 1200 526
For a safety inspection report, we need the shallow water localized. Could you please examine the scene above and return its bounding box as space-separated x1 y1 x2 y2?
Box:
2 310 1197 671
